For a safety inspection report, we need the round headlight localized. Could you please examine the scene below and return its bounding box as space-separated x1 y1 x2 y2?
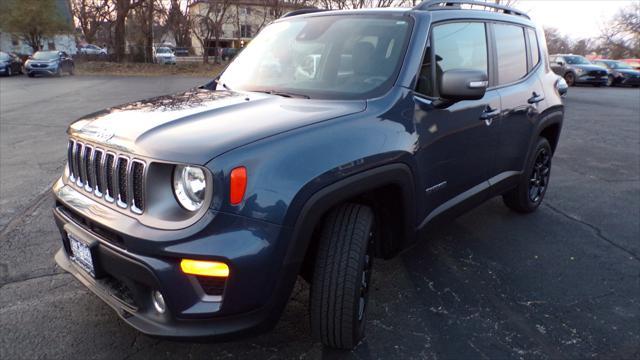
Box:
173 165 207 211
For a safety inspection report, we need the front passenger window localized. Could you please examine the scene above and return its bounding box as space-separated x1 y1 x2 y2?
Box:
416 22 488 97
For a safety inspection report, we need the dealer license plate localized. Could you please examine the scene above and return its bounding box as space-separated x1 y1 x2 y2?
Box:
68 233 95 276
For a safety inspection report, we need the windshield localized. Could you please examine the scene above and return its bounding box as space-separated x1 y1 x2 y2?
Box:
0 52 10 61
564 55 591 65
218 15 412 100
32 51 59 60
157 48 171 54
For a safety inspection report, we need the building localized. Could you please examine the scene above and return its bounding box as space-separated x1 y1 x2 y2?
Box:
188 0 302 56
0 0 76 55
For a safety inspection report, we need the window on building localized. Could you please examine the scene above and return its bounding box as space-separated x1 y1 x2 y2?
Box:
494 23 527 84
240 25 252 38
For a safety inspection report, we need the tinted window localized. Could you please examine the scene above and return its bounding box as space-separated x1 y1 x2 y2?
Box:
417 22 488 96
495 24 527 84
527 28 540 68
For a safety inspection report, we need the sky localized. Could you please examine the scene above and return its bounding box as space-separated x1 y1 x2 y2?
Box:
515 0 636 39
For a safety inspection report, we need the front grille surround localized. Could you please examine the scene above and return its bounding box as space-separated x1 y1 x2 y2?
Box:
67 139 146 215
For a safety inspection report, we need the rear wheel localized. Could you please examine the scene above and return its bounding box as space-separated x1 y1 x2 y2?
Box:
503 137 552 213
310 203 375 349
564 72 575 86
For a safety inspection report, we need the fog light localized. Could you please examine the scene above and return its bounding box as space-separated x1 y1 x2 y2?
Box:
151 290 166 314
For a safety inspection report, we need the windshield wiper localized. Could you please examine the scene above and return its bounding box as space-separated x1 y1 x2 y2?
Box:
254 90 310 99
213 79 231 91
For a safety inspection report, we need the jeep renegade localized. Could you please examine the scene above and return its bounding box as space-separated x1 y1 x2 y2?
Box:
53 0 564 349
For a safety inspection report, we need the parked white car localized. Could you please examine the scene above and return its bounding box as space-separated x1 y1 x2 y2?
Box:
78 44 107 56
154 47 176 65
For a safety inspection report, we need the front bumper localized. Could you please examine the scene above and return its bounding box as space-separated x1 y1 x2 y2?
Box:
575 74 607 85
26 67 57 76
52 179 297 339
619 76 640 86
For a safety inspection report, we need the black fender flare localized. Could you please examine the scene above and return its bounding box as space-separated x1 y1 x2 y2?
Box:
284 162 417 268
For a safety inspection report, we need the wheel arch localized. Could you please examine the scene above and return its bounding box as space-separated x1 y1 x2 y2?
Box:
536 107 564 153
284 163 417 275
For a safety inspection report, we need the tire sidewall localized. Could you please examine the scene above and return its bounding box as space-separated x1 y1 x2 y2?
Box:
521 138 552 211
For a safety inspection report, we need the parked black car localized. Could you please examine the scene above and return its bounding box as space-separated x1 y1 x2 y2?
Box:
25 51 75 77
549 54 609 86
0 51 23 76
53 0 564 349
592 59 640 87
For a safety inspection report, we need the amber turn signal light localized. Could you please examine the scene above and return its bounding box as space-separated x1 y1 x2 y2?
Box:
180 259 229 277
230 166 247 205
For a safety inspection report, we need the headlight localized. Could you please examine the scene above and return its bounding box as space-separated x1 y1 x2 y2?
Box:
575 68 584 75
173 165 207 211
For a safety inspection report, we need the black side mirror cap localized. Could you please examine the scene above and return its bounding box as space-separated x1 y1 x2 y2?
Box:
439 69 488 102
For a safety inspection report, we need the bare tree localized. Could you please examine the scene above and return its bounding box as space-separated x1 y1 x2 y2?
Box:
111 0 144 61
161 0 194 48
544 27 571 55
190 0 233 64
71 0 114 45
599 2 640 58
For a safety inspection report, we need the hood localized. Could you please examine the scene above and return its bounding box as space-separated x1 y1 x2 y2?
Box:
573 64 608 72
617 68 640 76
69 88 366 164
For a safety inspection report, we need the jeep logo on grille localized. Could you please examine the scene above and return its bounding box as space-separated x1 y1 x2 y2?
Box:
82 126 115 142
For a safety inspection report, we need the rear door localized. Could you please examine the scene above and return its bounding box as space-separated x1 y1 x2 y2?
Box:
491 24 546 192
412 21 501 220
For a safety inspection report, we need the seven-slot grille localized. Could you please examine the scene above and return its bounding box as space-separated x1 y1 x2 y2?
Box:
67 139 146 214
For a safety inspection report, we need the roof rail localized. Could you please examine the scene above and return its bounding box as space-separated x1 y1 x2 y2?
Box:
282 8 326 18
414 0 530 19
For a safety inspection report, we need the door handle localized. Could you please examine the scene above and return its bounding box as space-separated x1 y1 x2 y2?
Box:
480 106 500 120
528 92 545 104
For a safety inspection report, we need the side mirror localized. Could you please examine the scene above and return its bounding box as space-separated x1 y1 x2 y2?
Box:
556 60 565 66
439 69 488 101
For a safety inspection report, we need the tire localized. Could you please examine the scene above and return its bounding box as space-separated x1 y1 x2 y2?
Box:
27 73 34 78
564 72 575 86
503 137 552 213
69 65 74 75
310 203 375 349
607 75 614 87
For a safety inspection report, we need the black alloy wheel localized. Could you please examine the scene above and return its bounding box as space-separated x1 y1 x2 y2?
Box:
528 147 551 204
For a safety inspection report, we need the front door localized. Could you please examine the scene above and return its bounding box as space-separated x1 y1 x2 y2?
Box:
412 21 501 221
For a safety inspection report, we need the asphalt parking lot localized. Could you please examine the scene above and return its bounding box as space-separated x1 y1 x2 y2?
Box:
1 75 639 359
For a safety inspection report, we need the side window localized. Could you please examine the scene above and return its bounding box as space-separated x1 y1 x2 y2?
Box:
527 28 540 68
416 22 488 97
494 23 527 84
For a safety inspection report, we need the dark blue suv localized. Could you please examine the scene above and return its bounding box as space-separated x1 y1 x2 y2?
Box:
53 1 564 349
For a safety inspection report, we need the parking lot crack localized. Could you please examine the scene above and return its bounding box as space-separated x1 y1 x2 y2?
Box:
0 272 66 290
544 203 639 262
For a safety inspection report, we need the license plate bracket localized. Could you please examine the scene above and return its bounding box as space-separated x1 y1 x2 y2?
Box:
68 232 99 277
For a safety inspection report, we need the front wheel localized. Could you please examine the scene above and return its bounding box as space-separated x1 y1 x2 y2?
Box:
503 137 552 213
564 72 575 86
310 203 375 349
